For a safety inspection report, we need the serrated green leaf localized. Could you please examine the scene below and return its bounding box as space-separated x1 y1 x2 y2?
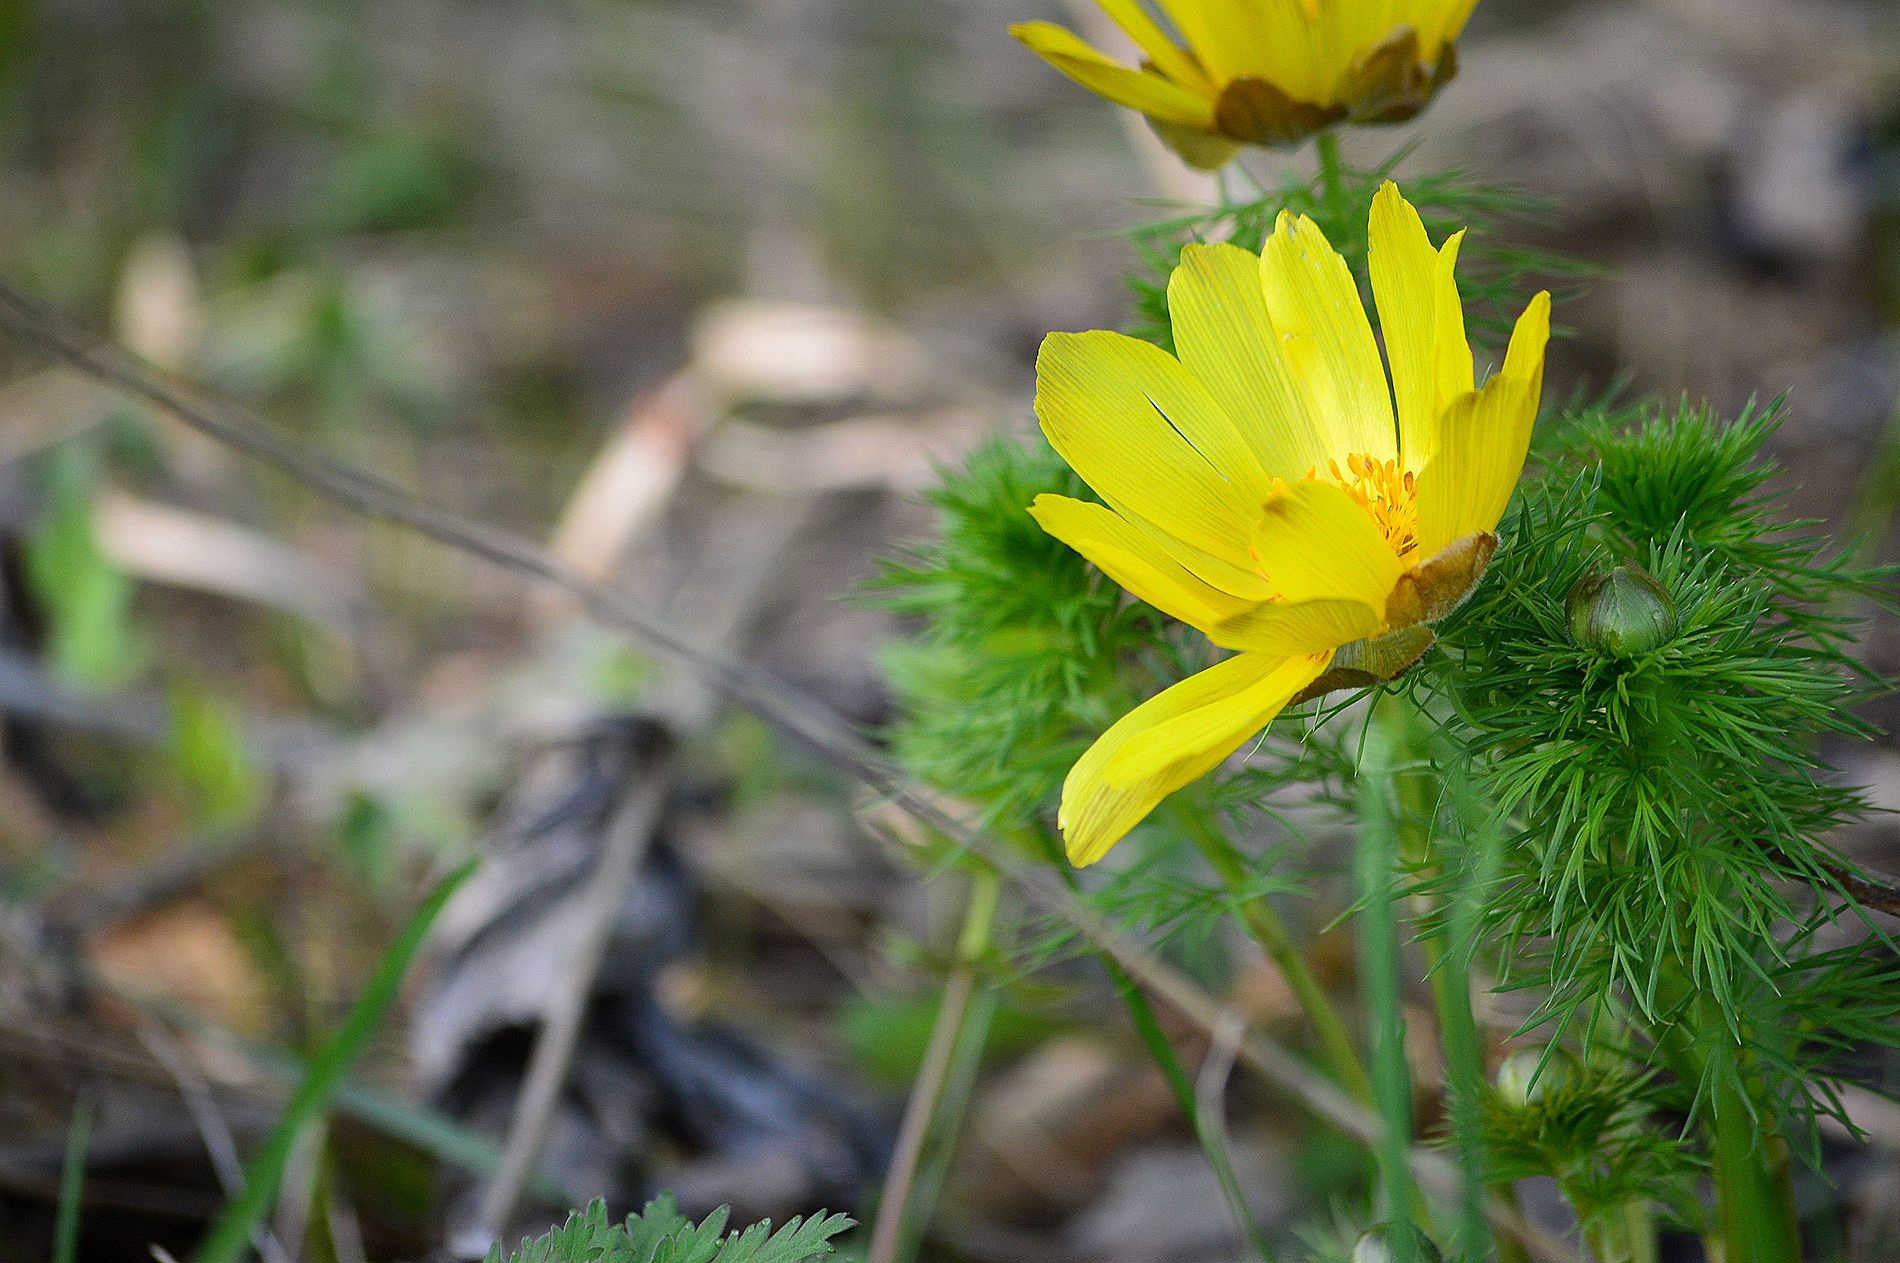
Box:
488 1198 853 1263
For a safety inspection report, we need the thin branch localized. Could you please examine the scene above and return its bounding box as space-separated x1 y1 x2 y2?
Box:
1823 862 1900 919
0 283 1583 1263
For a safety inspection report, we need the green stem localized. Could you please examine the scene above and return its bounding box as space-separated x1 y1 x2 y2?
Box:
1574 1190 1659 1263
1707 1072 1800 1263
1382 698 1499 1262
868 869 1000 1263
1655 984 1801 1263
1314 131 1350 229
1026 824 1274 1260
1171 798 1374 1106
1355 719 1420 1261
1618 1199 1660 1263
1023 824 1199 1114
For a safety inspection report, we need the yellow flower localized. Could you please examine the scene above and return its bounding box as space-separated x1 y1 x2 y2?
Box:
1030 183 1549 865
1011 1 1477 168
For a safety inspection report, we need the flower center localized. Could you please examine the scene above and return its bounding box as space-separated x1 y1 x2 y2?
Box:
1315 453 1417 560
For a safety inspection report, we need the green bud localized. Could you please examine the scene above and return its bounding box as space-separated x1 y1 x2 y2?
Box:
1352 1226 1444 1263
1493 1045 1579 1108
1566 562 1679 658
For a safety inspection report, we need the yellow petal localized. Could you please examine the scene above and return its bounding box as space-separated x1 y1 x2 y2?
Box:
1261 211 1398 464
1204 595 1385 653
1248 479 1404 608
1156 0 1259 83
1412 291 1550 555
1010 21 1215 127
1035 329 1273 593
1502 284 1552 398
1094 0 1215 95
1414 0 1481 58
1169 243 1334 481
1061 649 1333 865
1029 494 1253 631
1105 650 1329 785
1369 181 1472 475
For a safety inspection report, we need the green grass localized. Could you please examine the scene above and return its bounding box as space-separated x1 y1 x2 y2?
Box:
54 1096 94 1263
191 858 476 1263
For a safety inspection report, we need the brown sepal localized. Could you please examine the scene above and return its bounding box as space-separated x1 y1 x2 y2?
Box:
1337 26 1454 126
1291 624 1436 704
1384 532 1497 628
1214 76 1344 147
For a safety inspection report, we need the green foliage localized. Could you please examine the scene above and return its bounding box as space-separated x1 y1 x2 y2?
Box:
166 679 268 832
22 442 146 690
1564 397 1893 641
875 144 1892 1261
871 435 1165 832
1482 1058 1701 1237
304 127 479 238
486 1196 852 1263
1124 149 1593 356
1426 398 1898 1148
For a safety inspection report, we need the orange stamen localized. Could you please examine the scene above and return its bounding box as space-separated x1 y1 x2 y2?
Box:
1309 453 1419 559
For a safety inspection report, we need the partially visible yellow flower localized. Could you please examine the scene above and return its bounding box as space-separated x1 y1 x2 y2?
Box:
1011 1 1477 168
1030 182 1549 865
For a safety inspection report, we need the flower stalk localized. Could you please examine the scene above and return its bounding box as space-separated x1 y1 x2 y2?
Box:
1171 797 1374 1105
1355 718 1422 1260
867 868 1001 1263
1316 131 1350 232
1654 981 1802 1263
1380 695 1499 1262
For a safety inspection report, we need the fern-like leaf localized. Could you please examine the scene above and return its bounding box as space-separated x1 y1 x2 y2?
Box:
487 1198 853 1263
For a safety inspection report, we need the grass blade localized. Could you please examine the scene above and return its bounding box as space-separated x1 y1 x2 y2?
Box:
54 1095 94 1263
191 858 476 1263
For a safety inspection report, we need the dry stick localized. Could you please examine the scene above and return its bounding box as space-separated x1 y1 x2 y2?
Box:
0 285 1583 1263
469 760 675 1243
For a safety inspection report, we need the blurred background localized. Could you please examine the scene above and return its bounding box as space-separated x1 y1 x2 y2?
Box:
0 0 1895 1259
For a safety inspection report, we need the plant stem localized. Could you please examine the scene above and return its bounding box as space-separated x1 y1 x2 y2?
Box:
1024 825 1273 1261
1314 131 1350 228
1382 697 1506 1263
1707 1068 1801 1263
1172 799 1374 1105
868 868 1000 1263
1654 983 1801 1263
1356 719 1421 1261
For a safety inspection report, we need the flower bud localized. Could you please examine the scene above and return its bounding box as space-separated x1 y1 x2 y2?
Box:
1566 563 1679 658
1352 1226 1444 1263
1493 1045 1579 1108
